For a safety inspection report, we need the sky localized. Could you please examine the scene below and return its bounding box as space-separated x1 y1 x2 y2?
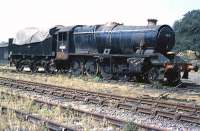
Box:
0 0 199 42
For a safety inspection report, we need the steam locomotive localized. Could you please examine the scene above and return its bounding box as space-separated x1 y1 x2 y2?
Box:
7 19 198 84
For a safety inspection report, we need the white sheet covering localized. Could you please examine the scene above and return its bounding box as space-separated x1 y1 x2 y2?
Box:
14 27 49 45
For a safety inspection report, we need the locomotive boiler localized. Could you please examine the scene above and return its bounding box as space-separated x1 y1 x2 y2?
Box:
9 19 197 84
72 22 174 55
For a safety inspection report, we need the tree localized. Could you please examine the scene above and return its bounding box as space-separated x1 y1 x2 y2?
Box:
173 10 200 54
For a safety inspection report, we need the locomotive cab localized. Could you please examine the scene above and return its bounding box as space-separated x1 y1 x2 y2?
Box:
55 31 69 60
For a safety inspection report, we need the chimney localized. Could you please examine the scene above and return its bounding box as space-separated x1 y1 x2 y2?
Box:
147 19 157 26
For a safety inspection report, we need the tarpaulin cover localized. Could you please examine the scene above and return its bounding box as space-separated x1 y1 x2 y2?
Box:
14 27 49 45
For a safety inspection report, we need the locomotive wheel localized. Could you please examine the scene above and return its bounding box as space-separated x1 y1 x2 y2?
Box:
145 67 160 84
30 64 38 73
70 59 83 76
16 64 24 72
135 74 143 82
45 64 55 74
100 65 112 80
165 66 181 85
118 74 130 82
113 64 130 81
85 60 97 77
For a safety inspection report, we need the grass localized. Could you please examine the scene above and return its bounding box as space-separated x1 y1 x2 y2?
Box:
0 69 163 98
0 88 45 130
0 87 119 130
0 112 45 131
123 122 138 131
0 65 200 106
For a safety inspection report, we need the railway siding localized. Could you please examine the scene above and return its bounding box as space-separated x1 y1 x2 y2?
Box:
0 90 166 131
0 76 200 127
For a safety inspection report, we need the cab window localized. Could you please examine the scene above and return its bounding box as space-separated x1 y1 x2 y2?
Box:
58 32 67 41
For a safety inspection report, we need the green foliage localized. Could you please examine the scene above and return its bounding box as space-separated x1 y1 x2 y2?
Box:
123 122 138 131
173 10 200 52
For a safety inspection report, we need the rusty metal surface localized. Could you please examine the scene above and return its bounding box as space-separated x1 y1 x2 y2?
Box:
56 51 68 60
0 76 200 125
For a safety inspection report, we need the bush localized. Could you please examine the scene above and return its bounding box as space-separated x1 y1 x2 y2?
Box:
123 122 138 131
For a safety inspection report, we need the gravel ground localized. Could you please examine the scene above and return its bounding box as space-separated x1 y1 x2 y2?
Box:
0 66 200 105
1 69 200 105
0 66 200 130
1 86 200 131
0 87 120 131
0 114 44 131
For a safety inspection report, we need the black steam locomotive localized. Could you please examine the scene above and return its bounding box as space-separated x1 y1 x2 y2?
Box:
8 19 198 84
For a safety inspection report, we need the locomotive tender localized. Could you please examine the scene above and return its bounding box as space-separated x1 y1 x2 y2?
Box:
8 19 198 84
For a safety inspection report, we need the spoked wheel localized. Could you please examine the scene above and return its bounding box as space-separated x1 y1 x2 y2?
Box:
16 64 24 72
100 65 112 80
45 64 55 74
118 74 130 82
85 60 97 77
113 64 130 81
135 74 143 82
70 59 83 76
165 66 181 85
145 67 160 84
56 64 69 74
30 64 38 73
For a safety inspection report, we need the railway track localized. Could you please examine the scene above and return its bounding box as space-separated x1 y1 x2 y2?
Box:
0 105 75 131
0 91 165 131
0 66 193 89
0 76 200 125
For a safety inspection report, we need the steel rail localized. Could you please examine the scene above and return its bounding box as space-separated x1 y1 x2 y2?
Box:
0 105 76 131
0 76 199 125
0 91 166 131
